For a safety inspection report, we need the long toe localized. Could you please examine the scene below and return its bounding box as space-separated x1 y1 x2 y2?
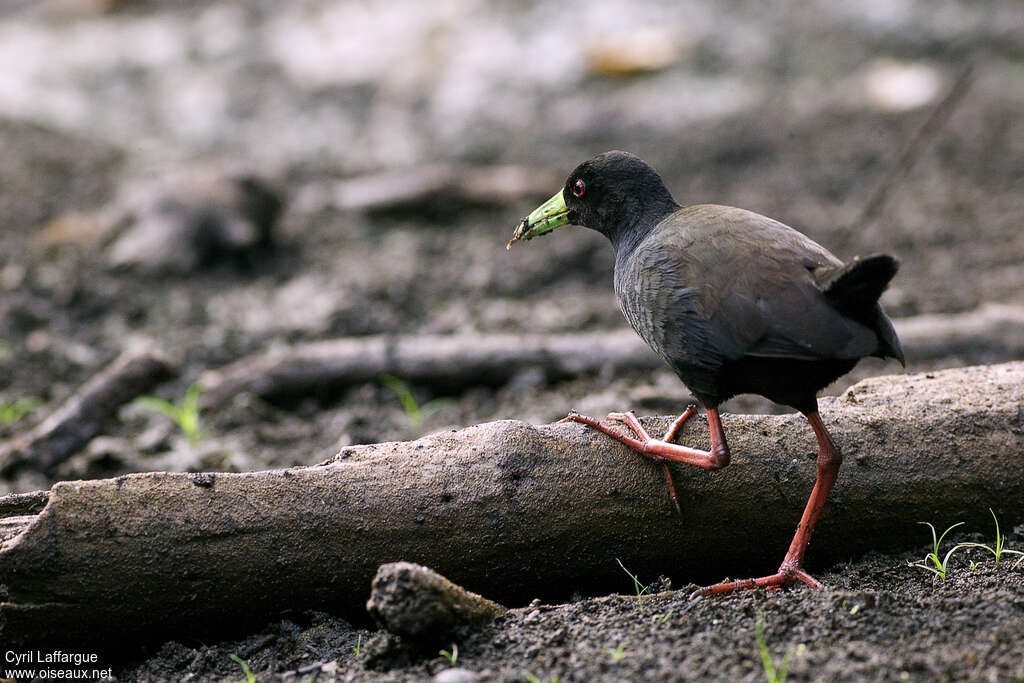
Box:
560 410 649 451
691 567 824 598
662 404 699 443
605 411 652 441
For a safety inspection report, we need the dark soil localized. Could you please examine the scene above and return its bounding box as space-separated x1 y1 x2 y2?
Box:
2 0 1023 680
123 544 1024 682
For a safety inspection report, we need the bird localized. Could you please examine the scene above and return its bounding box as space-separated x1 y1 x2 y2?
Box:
507 150 904 596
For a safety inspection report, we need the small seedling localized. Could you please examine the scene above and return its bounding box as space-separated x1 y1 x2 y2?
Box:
228 654 255 683
439 644 458 666
755 614 791 683
379 374 453 431
0 397 40 425
911 521 965 582
604 642 627 663
615 557 651 612
957 508 1024 569
657 608 675 624
353 633 362 656
136 383 202 444
524 674 559 683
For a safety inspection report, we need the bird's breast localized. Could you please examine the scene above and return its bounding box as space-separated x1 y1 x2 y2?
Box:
614 255 684 365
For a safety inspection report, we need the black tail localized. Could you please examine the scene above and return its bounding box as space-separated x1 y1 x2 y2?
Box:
821 254 905 365
821 254 898 312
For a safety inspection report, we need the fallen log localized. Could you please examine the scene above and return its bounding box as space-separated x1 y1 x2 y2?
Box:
1 363 1022 650
197 305 1024 404
0 348 175 475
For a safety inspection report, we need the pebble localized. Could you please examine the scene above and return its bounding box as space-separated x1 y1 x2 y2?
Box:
434 668 478 683
861 59 943 112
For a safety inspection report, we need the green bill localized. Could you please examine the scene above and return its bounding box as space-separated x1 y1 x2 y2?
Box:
506 189 570 249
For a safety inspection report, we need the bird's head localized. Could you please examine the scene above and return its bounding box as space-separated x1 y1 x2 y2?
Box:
507 151 678 250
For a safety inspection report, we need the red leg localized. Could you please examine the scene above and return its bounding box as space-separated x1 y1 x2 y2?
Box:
692 410 842 597
562 406 730 514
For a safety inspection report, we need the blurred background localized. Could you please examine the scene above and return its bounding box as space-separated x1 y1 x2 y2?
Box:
1 0 1022 494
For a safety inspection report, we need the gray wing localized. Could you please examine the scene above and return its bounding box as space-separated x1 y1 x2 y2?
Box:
615 205 879 374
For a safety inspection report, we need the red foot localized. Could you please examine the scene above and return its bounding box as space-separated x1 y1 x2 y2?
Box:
559 406 725 469
560 406 723 516
561 408 689 450
692 566 823 598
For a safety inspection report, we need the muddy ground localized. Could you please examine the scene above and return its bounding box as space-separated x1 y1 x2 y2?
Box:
1 0 1023 680
122 546 1024 682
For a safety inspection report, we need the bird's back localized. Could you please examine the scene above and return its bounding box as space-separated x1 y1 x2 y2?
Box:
613 204 902 406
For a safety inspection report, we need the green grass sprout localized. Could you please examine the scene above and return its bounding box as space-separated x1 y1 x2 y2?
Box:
0 397 41 425
228 654 255 683
439 644 458 666
379 374 453 431
353 633 362 656
136 382 202 444
912 521 965 582
658 608 675 623
957 508 1024 569
615 558 651 612
755 614 791 683
524 674 559 683
604 643 627 663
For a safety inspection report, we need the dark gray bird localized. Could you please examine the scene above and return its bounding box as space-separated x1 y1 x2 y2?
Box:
507 150 904 596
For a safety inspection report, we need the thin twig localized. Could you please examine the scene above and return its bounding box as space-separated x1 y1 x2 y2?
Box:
854 63 974 230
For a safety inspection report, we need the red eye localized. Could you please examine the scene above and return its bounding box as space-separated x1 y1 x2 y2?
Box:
572 179 586 197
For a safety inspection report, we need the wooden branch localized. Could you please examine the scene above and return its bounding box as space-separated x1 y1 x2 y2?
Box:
197 329 662 404
0 348 175 475
853 63 974 230
1 362 1022 650
198 305 1024 403
0 491 48 543
893 303 1024 361
294 163 561 215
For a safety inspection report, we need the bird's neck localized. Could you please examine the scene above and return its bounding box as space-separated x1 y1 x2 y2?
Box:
609 197 680 260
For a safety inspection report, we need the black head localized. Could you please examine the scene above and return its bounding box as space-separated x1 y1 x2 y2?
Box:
507 151 679 252
562 151 679 245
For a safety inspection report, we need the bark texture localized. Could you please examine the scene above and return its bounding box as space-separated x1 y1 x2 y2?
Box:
1 363 1022 650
